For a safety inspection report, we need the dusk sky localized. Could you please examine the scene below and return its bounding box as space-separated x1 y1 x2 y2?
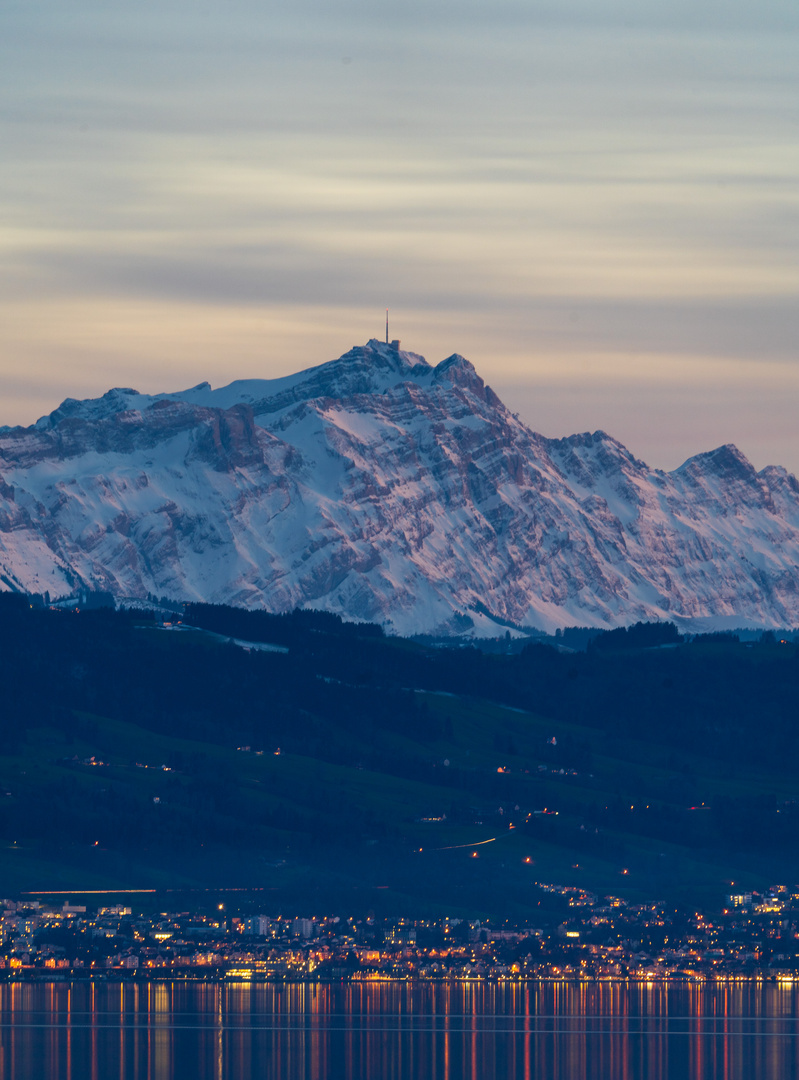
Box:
3 1 798 472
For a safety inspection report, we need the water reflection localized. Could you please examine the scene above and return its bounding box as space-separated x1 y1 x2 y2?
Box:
0 980 798 1079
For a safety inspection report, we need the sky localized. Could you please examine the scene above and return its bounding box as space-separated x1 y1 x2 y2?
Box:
2 0 798 473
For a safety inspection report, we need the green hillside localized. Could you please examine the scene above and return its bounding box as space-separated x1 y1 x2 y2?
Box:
1 597 798 916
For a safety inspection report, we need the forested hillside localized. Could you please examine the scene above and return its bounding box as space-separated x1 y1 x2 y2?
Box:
1 596 798 914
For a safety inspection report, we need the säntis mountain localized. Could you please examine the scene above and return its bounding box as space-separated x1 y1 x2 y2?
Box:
1 339 798 635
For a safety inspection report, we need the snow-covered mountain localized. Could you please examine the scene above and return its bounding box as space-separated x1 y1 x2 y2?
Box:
1 339 798 635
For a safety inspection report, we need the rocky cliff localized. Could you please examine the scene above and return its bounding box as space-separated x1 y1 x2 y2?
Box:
1 339 797 635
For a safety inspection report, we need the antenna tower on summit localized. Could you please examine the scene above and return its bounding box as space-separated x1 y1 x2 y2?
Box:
385 310 401 352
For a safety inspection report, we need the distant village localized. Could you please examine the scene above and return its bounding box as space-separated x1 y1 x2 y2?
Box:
4 885 799 982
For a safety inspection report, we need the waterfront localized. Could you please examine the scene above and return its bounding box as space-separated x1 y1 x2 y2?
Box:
8 885 799 981
2 980 799 1079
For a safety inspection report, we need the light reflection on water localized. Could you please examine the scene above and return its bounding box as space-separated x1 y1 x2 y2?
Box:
0 980 798 1079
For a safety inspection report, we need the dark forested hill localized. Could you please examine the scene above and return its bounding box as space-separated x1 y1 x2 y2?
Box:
1 596 798 914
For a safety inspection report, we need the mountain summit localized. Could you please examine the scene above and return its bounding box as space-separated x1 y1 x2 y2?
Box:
1 340 798 634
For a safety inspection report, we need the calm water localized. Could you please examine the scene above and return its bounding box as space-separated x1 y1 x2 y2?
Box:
1 980 798 1079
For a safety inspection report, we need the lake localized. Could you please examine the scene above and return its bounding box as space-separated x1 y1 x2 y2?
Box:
1 979 798 1079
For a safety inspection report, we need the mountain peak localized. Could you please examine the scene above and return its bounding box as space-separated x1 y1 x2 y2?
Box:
431 352 502 405
36 386 150 430
677 443 757 483
337 339 432 381
434 353 473 377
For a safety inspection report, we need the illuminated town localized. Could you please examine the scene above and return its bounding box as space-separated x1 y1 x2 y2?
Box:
4 885 799 983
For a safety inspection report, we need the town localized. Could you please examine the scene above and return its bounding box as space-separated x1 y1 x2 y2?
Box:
4 885 799 983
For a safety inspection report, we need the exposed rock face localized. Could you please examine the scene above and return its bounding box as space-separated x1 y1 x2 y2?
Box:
1 339 798 635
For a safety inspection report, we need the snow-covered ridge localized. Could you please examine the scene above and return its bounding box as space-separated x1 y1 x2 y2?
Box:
31 340 438 432
1 339 798 635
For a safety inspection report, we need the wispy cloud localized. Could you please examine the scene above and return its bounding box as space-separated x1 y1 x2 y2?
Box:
1 2 797 471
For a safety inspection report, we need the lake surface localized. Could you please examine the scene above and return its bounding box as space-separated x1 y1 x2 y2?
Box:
1 980 799 1079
